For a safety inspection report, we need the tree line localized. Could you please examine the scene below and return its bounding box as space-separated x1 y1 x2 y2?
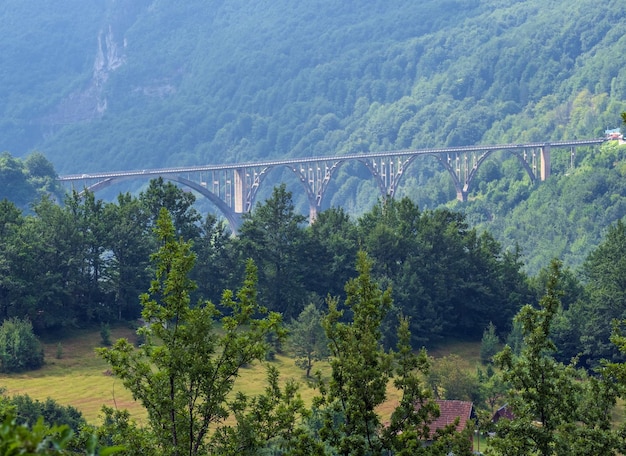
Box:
3 168 626 366
6 209 626 454
0 177 532 347
4 179 626 452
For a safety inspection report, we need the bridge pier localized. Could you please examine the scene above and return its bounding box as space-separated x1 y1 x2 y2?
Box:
540 145 551 181
233 168 246 213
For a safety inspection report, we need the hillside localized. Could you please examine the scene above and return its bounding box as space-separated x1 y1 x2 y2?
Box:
2 0 626 272
3 0 625 170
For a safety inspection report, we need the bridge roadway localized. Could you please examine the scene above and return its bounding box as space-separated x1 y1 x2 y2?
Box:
59 138 605 232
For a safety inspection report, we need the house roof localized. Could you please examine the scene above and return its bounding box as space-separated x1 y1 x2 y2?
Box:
423 400 474 438
492 404 515 423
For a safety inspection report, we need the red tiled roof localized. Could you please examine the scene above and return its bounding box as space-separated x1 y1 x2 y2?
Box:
418 399 474 438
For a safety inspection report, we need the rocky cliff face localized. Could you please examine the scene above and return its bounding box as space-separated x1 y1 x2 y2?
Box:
92 24 127 114
42 2 142 127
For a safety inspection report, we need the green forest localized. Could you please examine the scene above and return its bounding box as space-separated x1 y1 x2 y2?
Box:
2 0 626 273
4 179 626 454
4 0 626 453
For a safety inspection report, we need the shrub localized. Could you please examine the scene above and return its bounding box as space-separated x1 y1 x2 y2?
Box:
0 318 44 372
480 322 500 364
7 394 86 433
100 323 111 347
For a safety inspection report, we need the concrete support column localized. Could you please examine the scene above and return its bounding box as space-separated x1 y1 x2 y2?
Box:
233 168 246 213
540 145 551 181
309 205 318 224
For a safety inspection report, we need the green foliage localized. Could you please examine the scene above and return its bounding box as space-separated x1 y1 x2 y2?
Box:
490 259 623 455
0 152 61 211
0 411 74 456
103 191 153 321
544 218 626 368
290 303 329 378
139 177 201 241
96 406 154 455
0 401 121 456
208 365 309 454
306 207 359 300
381 317 439 454
237 184 309 319
0 317 44 373
99 323 111 347
466 140 626 275
480 322 500 364
311 252 473 454
98 208 284 456
3 393 86 435
579 219 626 365
317 251 393 455
190 212 237 306
358 197 530 345
478 366 508 414
427 355 482 404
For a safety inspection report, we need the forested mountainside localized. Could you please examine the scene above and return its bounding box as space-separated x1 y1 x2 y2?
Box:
2 0 626 273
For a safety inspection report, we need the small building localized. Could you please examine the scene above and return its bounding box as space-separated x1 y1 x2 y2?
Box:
605 128 623 140
492 404 515 424
416 399 476 445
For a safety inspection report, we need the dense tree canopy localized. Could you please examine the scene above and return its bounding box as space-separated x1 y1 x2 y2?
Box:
491 260 625 455
0 181 533 348
357 197 530 344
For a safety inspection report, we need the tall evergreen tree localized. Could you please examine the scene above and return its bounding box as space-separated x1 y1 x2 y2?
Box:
313 252 471 455
237 184 308 319
317 251 394 455
290 303 329 378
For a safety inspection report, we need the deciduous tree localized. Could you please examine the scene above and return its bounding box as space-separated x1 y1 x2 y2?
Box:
237 184 308 319
98 208 283 456
0 317 44 372
491 259 623 455
290 303 329 378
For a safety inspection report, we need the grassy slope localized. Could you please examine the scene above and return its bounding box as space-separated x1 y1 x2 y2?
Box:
0 326 336 424
0 326 143 423
0 327 481 426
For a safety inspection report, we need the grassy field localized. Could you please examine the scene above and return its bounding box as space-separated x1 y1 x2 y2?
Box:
0 326 145 423
0 325 339 424
0 325 483 442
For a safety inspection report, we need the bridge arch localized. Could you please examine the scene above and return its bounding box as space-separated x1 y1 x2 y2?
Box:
171 177 241 232
432 148 538 201
358 154 420 200
284 159 347 221
78 174 243 234
58 138 605 229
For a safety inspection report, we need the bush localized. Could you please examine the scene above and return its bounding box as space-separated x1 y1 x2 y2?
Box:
7 394 86 433
100 323 111 347
0 318 44 372
480 322 500 364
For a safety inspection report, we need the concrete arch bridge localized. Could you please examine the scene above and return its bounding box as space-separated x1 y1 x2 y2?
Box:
59 138 604 232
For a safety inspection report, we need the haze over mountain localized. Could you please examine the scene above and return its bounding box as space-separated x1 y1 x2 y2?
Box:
2 0 626 273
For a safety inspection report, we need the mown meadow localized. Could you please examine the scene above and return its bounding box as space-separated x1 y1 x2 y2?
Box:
0 325 481 425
